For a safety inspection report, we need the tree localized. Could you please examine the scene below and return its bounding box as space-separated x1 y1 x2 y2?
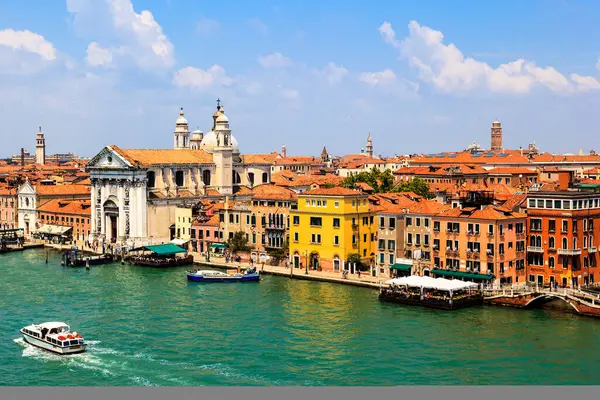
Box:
227 231 249 254
347 253 363 268
395 177 432 199
342 167 397 193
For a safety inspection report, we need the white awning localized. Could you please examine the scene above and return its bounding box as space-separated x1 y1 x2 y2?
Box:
385 276 478 291
170 238 189 246
36 224 72 236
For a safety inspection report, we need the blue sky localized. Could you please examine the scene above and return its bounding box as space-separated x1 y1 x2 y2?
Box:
1 0 600 158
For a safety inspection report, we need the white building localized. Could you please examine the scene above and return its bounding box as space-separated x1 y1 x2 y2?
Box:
86 101 273 247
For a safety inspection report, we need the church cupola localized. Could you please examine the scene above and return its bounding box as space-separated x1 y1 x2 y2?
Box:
190 126 203 150
174 108 190 149
366 134 373 157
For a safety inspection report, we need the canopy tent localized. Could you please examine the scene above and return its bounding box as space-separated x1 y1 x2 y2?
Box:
36 225 72 236
142 243 187 256
390 263 412 271
209 243 227 249
385 276 478 291
170 238 189 246
430 269 494 281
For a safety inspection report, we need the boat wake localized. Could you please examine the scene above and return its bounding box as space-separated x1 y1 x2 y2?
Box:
14 338 314 385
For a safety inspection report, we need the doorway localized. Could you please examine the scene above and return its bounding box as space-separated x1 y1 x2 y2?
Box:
537 275 544 286
110 215 117 242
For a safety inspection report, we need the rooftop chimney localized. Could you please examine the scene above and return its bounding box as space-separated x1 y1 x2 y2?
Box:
20 148 25 167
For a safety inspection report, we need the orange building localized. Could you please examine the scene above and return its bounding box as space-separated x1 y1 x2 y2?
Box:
524 190 600 288
250 184 297 253
37 199 92 242
432 205 527 285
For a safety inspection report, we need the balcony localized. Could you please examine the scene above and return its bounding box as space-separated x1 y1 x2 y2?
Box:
530 227 542 232
589 247 598 253
527 246 544 253
266 224 286 230
558 248 582 256
433 246 439 253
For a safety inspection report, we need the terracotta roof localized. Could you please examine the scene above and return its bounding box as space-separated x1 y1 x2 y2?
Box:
111 146 214 166
274 156 318 165
252 184 298 201
37 199 92 216
486 167 537 175
301 187 364 196
205 189 222 197
242 152 280 164
410 150 531 165
531 153 600 163
438 205 526 220
501 193 527 210
408 200 451 215
355 182 374 192
36 184 91 197
233 185 253 195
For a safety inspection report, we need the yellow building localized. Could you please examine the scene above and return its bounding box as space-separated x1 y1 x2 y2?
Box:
289 187 376 274
174 205 194 247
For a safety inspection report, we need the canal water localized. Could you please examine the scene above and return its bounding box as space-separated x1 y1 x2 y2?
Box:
2 249 600 386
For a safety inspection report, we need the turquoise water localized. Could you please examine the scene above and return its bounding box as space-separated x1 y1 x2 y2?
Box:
1 249 600 386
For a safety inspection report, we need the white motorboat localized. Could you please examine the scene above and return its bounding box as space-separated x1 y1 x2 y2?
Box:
20 322 86 355
186 267 260 282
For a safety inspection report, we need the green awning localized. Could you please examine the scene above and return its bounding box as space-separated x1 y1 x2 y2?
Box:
209 243 227 249
390 263 412 271
143 243 186 255
431 269 494 281
36 224 72 236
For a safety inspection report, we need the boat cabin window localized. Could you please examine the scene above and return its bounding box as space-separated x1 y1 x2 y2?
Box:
69 340 79 346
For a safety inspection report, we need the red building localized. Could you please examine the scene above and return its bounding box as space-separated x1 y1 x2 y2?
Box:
37 199 92 242
525 189 600 288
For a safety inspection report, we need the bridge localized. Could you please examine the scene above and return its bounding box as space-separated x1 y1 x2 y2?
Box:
484 286 600 318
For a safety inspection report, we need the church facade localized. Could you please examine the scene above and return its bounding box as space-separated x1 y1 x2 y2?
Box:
86 101 273 247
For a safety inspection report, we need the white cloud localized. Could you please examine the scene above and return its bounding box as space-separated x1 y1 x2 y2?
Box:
172 65 232 89
68 0 174 71
380 20 600 94
197 17 220 36
247 18 268 35
86 42 113 67
0 29 57 61
359 69 396 86
281 89 299 99
571 73 600 92
258 52 292 68
244 81 263 95
321 62 348 84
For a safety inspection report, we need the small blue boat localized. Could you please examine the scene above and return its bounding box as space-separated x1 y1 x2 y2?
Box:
186 267 260 283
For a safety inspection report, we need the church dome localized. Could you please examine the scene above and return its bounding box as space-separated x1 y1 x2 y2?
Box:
199 130 239 153
176 108 188 125
216 114 229 123
191 129 203 141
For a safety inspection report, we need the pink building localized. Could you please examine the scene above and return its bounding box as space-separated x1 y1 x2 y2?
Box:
0 187 18 229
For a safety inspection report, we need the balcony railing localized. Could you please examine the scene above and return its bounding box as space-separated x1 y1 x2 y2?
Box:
527 246 544 253
558 248 582 256
589 247 598 253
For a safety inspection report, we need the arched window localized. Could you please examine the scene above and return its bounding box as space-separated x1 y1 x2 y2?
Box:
536 236 542 247
549 257 555 268
262 172 269 183
248 172 255 186
573 237 577 249
25 198 29 208
175 171 184 187
530 236 536 246
251 214 256 226
147 171 156 188
232 171 241 185
202 170 211 186
549 236 555 249
562 237 568 249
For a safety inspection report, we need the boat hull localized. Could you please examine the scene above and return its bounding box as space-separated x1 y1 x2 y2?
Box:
187 273 260 282
378 293 483 310
21 333 86 355
67 256 113 267
131 255 194 268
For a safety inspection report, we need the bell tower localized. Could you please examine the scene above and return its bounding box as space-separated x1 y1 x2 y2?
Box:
490 120 503 152
36 126 46 165
174 108 190 149
212 99 233 195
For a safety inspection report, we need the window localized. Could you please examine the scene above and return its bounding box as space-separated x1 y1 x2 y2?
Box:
407 233 413 245
379 253 385 264
573 220 578 234
311 234 321 244
554 200 561 209
563 200 571 209
508 223 513 231
549 219 556 233
424 235 429 246
378 239 385 250
549 236 555 248
388 240 396 251
549 257 555 268
389 217 396 229
147 171 156 188
352 235 357 245
528 199 536 208
262 172 269 183
424 219 429 228
334 235 339 245
379 217 385 228
334 201 339 208
333 218 340 228
310 217 322 227
416 234 421 245
488 225 494 235
416 218 421 227
562 237 568 249
363 234 367 243
406 217 412 226
202 170 211 185
293 232 298 242
499 243 505 255
434 221 440 232
362 217 369 226
562 220 568 233
434 239 440 249
389 254 394 265
499 225 504 236
175 171 184 187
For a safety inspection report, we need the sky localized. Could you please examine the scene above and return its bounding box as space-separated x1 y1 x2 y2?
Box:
1 0 600 158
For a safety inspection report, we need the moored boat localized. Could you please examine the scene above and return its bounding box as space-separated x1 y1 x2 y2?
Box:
379 276 483 310
19 322 87 355
186 267 260 282
128 244 193 267
63 248 113 267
